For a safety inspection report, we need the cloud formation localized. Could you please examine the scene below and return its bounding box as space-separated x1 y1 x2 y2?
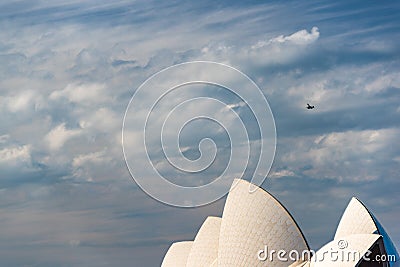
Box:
253 26 320 48
45 123 82 151
0 0 399 266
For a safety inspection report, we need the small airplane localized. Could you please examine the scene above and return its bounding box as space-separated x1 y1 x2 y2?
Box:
306 103 315 109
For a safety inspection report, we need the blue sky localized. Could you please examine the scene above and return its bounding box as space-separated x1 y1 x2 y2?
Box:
0 0 399 266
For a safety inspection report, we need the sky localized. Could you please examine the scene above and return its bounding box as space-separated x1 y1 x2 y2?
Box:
0 0 400 266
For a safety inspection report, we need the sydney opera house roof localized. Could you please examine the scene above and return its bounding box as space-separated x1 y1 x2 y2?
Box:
162 241 193 267
161 179 398 267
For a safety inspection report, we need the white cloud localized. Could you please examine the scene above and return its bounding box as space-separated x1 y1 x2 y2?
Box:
45 123 81 151
224 101 246 110
49 83 109 105
280 128 400 181
8 92 34 112
365 73 400 93
237 26 321 66
271 26 320 45
72 150 110 168
0 90 42 113
252 27 320 49
71 150 113 182
0 145 31 164
78 107 120 132
269 169 295 179
318 129 393 154
282 63 399 112
393 156 400 163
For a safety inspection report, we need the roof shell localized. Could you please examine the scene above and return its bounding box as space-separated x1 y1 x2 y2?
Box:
217 179 309 267
186 216 221 267
335 197 399 266
310 234 381 267
161 241 193 267
334 197 377 239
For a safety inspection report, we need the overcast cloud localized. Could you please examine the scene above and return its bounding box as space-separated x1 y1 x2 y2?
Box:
0 0 399 266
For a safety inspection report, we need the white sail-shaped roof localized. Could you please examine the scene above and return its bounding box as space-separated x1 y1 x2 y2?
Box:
161 241 193 267
160 183 398 267
310 234 381 267
335 197 399 266
217 179 309 267
334 197 377 239
186 216 221 267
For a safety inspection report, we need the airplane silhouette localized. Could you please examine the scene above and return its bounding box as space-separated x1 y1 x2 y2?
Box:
306 103 315 109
